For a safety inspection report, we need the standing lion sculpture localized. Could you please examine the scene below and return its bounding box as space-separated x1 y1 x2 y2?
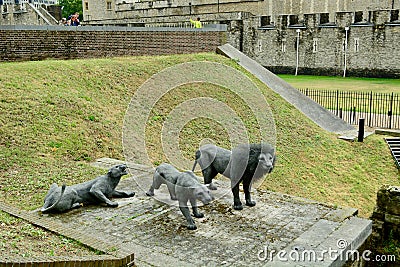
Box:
192 143 276 210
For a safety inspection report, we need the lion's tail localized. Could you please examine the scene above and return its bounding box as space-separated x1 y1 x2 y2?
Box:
192 150 201 172
40 184 66 214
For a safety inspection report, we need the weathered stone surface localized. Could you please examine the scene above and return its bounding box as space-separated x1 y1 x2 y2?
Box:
370 185 400 246
324 207 358 222
385 214 400 225
0 158 372 266
86 158 371 266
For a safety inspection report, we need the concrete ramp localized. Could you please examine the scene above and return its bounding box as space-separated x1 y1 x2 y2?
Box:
217 44 356 135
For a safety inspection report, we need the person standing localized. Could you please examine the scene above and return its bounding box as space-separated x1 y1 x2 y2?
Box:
190 17 203 28
68 12 80 26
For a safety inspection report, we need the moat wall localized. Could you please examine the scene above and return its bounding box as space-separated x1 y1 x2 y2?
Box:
0 25 227 61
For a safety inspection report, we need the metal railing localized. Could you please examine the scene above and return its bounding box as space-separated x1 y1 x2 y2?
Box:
299 88 400 129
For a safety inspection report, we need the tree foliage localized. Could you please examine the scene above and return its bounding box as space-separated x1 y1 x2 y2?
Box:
59 0 82 20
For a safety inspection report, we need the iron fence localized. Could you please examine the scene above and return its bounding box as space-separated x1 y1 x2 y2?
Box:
298 88 400 129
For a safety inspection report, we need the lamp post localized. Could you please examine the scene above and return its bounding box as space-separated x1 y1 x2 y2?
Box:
295 29 301 76
343 26 349 78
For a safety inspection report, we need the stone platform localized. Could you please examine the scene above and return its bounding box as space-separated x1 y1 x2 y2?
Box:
4 158 372 266
88 158 371 266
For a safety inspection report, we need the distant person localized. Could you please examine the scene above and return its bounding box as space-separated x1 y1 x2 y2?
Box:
190 17 202 28
59 17 67 26
68 12 80 26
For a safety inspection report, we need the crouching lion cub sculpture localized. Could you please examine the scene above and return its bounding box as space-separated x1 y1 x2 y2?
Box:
40 164 135 213
146 162 180 200
146 163 214 230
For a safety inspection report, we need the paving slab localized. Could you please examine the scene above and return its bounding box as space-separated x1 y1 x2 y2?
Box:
1 158 371 266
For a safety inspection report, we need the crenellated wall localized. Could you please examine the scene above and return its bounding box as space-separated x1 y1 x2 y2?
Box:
242 10 400 77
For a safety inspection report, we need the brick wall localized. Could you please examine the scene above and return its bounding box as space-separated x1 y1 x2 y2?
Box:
0 25 227 62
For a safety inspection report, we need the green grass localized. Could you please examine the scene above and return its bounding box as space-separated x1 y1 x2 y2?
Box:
0 54 399 257
0 210 100 257
279 74 400 115
278 74 400 93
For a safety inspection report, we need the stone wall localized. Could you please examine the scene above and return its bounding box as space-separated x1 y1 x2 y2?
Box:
0 25 227 62
243 10 400 78
0 3 60 26
370 185 400 244
83 0 399 26
80 0 400 78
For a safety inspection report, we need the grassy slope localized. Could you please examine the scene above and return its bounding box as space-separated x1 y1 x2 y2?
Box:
278 74 400 93
0 54 399 257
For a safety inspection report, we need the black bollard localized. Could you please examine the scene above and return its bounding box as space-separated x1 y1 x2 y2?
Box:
358 118 365 142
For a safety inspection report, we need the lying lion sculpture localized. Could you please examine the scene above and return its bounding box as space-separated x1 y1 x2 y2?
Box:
40 164 135 213
192 143 276 210
147 163 214 230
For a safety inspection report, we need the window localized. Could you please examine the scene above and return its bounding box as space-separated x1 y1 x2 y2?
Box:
106 1 112 10
281 39 286 53
289 15 299 25
260 16 271 27
354 11 363 23
312 39 318 53
281 16 288 27
320 13 329 24
354 38 360 52
85 2 88 10
391 10 399 22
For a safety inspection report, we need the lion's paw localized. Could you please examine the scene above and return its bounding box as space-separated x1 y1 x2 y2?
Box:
107 202 119 207
233 204 243 210
245 200 256 207
193 212 204 218
187 224 197 230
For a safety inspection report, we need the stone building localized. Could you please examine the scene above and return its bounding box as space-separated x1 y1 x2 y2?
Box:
0 0 60 25
81 0 400 77
82 0 399 26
